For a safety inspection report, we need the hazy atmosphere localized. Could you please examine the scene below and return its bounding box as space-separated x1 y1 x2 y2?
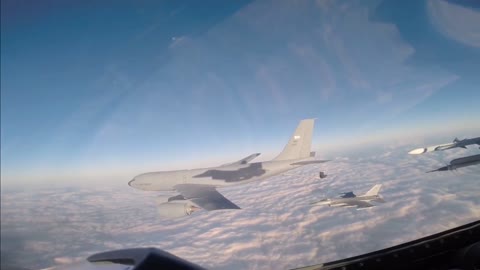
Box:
1 0 479 269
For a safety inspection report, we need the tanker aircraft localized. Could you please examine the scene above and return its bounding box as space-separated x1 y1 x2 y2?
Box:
129 119 326 218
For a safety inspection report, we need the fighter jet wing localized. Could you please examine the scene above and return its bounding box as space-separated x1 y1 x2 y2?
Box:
174 184 241 210
340 200 374 209
220 153 261 167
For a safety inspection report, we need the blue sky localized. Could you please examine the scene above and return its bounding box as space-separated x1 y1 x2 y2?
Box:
1 0 479 186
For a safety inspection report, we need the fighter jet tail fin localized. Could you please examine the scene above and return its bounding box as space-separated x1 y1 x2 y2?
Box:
364 184 382 196
273 119 315 161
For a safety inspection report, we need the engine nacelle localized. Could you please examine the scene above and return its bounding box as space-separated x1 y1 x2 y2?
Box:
157 202 198 218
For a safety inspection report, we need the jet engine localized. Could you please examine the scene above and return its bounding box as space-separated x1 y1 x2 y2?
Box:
157 202 199 218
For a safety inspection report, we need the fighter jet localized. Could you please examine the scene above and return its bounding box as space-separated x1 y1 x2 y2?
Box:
427 154 480 172
129 119 327 218
310 184 385 209
408 137 480 155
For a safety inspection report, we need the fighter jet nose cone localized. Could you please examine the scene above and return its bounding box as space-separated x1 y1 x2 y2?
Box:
128 178 136 187
408 148 426 155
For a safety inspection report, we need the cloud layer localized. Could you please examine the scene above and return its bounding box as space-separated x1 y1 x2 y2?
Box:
2 142 479 270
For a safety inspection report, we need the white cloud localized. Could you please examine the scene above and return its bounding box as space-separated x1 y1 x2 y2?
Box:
427 0 480 48
3 142 479 269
